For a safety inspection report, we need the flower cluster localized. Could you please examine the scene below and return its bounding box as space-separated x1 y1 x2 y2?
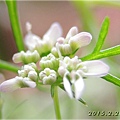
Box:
0 22 109 100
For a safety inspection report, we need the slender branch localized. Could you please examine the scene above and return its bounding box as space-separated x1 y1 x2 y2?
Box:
6 0 25 51
102 73 120 87
0 60 20 73
81 45 120 61
52 86 61 120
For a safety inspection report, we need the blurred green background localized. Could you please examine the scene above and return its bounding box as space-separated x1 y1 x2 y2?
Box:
0 1 120 119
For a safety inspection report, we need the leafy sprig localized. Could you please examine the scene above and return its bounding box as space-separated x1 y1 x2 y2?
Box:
81 17 120 87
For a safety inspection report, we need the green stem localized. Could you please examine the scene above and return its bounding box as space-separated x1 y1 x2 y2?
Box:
53 86 61 120
6 0 25 51
102 73 120 87
81 45 120 61
0 60 20 73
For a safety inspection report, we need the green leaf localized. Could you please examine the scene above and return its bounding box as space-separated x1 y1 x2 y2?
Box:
81 45 120 61
102 73 120 87
92 17 110 54
6 0 25 51
0 59 20 72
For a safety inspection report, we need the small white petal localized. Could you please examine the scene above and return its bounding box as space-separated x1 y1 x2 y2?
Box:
69 32 92 48
80 60 109 77
23 78 36 88
57 37 64 44
0 78 21 92
43 22 62 45
63 72 73 98
26 22 32 32
74 74 84 100
66 26 78 40
24 32 41 50
58 66 67 77
0 77 36 92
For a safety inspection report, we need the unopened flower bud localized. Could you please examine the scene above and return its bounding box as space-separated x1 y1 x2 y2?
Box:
28 71 38 81
28 63 38 71
18 70 27 78
40 53 59 70
12 51 24 63
51 47 59 58
39 68 57 85
57 43 72 56
12 50 40 64
18 63 38 81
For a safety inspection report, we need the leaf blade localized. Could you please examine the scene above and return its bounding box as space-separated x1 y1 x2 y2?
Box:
81 45 120 61
102 73 120 87
92 17 110 53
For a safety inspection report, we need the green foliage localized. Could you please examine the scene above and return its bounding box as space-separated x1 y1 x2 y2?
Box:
81 17 120 88
92 17 110 54
103 74 120 87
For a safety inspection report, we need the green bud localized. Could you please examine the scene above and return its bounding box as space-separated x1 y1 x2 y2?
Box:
39 68 57 85
39 53 59 70
18 64 38 82
51 47 59 58
12 50 40 64
28 71 38 81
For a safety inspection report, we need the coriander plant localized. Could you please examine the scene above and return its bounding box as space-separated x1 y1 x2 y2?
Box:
0 1 120 119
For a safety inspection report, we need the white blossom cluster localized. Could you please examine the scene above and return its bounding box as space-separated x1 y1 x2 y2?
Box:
0 22 109 100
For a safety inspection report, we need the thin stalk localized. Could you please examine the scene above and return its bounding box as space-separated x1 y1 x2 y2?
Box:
81 45 120 61
0 60 20 73
53 86 61 120
6 0 25 51
102 73 120 87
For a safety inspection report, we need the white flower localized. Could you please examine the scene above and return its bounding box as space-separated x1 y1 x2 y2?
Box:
63 71 84 99
58 56 109 100
0 63 38 92
24 22 62 57
52 26 92 57
0 76 36 92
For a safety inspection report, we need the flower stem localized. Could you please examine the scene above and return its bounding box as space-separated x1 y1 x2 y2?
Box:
6 0 25 51
0 60 20 73
53 86 61 120
81 45 120 61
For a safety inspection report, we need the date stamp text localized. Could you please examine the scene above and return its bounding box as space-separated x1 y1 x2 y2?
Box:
88 111 119 116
